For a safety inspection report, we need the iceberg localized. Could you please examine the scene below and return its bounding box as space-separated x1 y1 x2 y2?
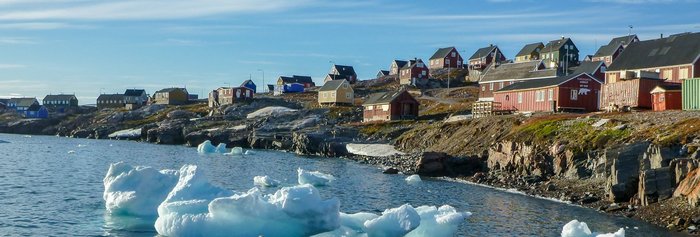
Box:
364 204 421 237
214 143 227 153
103 162 179 216
225 147 244 156
196 140 217 154
405 175 422 184
406 205 471 237
561 220 625 237
298 168 335 186
154 165 340 237
253 176 280 187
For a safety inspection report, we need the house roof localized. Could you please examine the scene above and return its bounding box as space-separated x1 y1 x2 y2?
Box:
515 42 544 57
319 79 348 92
541 38 571 53
469 45 496 60
124 89 146 96
155 88 188 94
480 61 559 83
496 73 599 92
378 70 390 76
97 94 125 101
400 59 417 69
607 32 700 71
593 43 622 57
240 80 255 87
27 103 43 112
10 98 38 107
430 47 456 60
332 65 356 77
280 75 314 84
363 90 412 105
392 60 408 68
43 94 76 101
609 35 638 46
325 74 349 80
651 83 682 93
568 61 604 75
401 59 426 70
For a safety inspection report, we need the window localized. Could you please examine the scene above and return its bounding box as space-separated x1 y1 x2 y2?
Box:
346 93 351 99
499 82 504 89
331 92 336 97
489 83 494 91
680 68 690 80
422 71 427 76
382 104 389 111
451 52 456 57
517 93 523 103
535 91 544 102
662 70 673 80
482 86 486 91
659 94 665 102
446 59 450 65
367 105 373 110
548 89 554 101
570 90 578 101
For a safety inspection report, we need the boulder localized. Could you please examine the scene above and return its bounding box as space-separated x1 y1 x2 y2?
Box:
638 167 674 206
674 168 700 206
147 122 186 144
415 152 449 176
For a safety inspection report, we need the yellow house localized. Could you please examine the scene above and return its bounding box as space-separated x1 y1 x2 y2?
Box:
318 79 353 106
154 88 189 105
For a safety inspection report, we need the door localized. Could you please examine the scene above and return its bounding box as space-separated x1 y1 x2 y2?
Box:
402 103 412 117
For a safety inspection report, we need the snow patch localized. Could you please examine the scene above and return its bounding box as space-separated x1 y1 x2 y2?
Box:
444 114 472 123
108 128 142 139
103 162 179 216
229 124 247 131
246 106 297 119
298 168 335 186
561 220 625 237
346 143 405 157
405 175 422 184
253 176 280 187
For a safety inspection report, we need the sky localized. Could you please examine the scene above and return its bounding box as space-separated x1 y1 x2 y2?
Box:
0 0 699 104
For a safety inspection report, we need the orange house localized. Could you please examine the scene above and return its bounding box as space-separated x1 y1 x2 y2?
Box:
651 84 682 111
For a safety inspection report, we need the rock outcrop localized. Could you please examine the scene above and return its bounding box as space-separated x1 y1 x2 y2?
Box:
674 168 700 206
638 167 674 206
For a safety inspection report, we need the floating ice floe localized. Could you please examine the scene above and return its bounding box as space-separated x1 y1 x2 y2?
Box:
405 175 422 184
67 150 76 154
108 128 142 139
298 168 335 186
23 135 31 138
253 176 280 187
103 162 179 216
345 143 405 157
246 106 298 119
561 220 625 237
244 150 254 155
197 140 217 154
224 147 244 156
214 143 227 153
104 164 471 237
77 144 87 148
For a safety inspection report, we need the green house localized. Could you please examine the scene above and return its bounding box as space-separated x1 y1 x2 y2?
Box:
540 37 579 69
683 78 700 110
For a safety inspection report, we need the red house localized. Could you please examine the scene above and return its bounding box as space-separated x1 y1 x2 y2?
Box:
429 47 463 69
363 90 419 122
493 73 602 113
468 44 506 70
478 60 559 101
651 83 682 111
399 58 429 86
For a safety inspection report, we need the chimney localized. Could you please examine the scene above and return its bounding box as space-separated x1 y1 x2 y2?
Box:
489 43 493 47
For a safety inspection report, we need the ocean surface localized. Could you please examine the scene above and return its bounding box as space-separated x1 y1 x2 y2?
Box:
0 133 686 237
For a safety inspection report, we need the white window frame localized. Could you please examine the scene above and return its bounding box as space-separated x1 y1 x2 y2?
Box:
517 93 523 104
548 89 554 101
570 90 578 101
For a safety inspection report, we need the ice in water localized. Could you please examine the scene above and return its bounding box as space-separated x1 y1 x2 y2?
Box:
561 220 625 237
298 168 335 186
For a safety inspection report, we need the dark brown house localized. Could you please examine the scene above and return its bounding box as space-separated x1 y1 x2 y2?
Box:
429 47 463 69
97 94 125 110
363 90 419 122
468 44 506 70
399 59 429 86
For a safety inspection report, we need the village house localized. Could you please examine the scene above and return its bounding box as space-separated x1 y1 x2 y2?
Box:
683 78 700 110
7 98 39 114
389 60 408 75
277 75 315 88
603 32 700 109
325 65 357 84
567 61 607 82
399 59 430 86
514 42 544 63
493 73 602 113
318 79 353 106
467 44 506 82
97 94 126 110
651 83 682 111
42 94 78 113
377 70 390 78
477 60 559 101
154 88 189 105
429 47 463 69
240 80 257 93
592 35 639 65
25 104 48 119
540 37 580 70
208 86 254 107
363 90 419 122
124 89 148 107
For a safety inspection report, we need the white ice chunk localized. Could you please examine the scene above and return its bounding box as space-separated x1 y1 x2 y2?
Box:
346 143 405 157
67 150 75 154
405 175 422 184
253 176 280 187
103 162 179 216
406 205 471 237
561 220 625 237
108 128 142 139
225 147 244 156
214 143 227 153
298 168 335 186
197 140 216 154
244 150 254 155
246 106 298 119
363 204 421 237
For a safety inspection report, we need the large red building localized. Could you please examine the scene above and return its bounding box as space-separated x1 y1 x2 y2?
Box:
493 73 602 113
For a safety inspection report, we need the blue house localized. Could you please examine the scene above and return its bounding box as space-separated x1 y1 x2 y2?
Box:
25 104 48 119
274 83 305 95
241 80 257 93
7 98 39 114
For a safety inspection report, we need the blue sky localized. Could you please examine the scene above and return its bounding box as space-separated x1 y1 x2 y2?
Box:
0 0 699 103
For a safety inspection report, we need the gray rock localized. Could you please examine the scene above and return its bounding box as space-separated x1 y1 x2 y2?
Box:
638 167 675 206
606 142 649 202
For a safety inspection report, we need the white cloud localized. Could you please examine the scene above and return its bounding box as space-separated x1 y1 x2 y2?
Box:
0 0 315 20
0 37 36 44
0 22 92 30
0 64 27 69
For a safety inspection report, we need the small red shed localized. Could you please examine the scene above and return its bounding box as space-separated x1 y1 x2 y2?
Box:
363 90 419 122
651 83 682 111
493 73 602 113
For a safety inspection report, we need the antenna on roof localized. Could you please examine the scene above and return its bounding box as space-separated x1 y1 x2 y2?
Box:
628 25 633 37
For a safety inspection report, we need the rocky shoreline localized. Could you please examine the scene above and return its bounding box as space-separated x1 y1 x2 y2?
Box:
2 97 700 234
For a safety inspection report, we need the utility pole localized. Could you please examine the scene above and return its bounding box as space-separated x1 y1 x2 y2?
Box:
257 69 265 93
628 25 633 37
